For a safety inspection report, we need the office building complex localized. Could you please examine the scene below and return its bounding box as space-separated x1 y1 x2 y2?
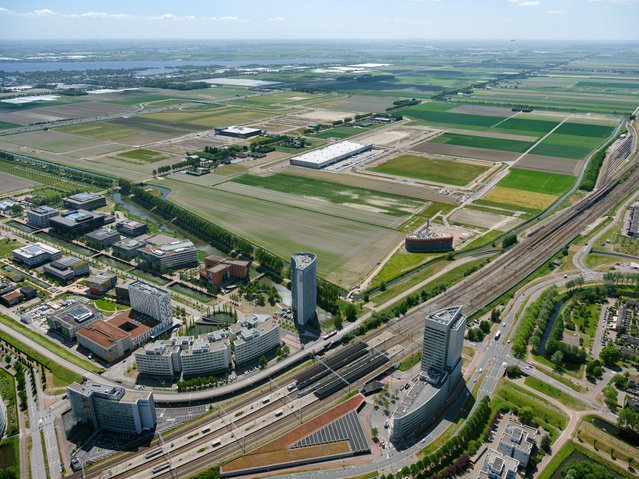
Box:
291 252 317 326
85 228 121 248
63 192 106 211
86 273 117 295
497 421 538 468
112 238 145 259
26 206 58 228
47 302 103 340
199 255 250 287
12 242 61 267
390 306 465 443
138 240 198 270
290 141 372 169
128 281 172 324
231 317 280 365
67 381 156 435
76 321 134 363
480 449 519 479
135 331 231 377
49 210 106 236
43 256 89 284
116 219 148 237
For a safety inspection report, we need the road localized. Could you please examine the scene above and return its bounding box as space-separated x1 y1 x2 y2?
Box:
25 371 47 479
34 368 63 479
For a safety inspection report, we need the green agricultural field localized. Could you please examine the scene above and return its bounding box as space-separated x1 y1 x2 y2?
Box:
313 126 369 139
498 168 575 195
57 121 137 141
431 133 533 153
104 94 176 105
112 149 168 163
553 122 614 138
494 117 559 135
403 105 502 129
231 173 422 217
370 155 489 186
0 121 19 130
575 80 639 89
144 105 283 127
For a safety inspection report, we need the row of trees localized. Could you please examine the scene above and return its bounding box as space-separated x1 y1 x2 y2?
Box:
152 155 200 175
579 133 620 191
511 286 558 358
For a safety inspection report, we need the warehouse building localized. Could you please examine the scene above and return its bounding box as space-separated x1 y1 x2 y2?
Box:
199 255 250 288
390 306 465 443
138 240 198 271
116 220 148 237
26 206 58 228
49 210 106 236
214 125 262 139
85 228 121 249
290 141 372 169
43 256 89 284
231 317 280 365
76 321 134 363
63 192 107 211
47 302 103 340
12 242 62 267
67 381 156 435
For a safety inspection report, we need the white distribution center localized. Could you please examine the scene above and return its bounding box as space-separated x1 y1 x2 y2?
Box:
289 141 373 169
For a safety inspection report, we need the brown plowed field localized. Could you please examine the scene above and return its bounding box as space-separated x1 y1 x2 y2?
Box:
410 141 520 162
514 154 582 175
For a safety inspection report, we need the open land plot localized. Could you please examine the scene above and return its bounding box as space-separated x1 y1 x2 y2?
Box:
230 173 423 218
144 106 281 128
430 133 534 153
0 129 118 154
483 186 559 210
369 154 490 186
294 110 357 123
361 130 411 146
280 166 458 203
412 140 521 162
313 126 376 139
450 207 522 231
108 148 169 164
514 154 583 175
498 168 575 195
448 104 514 117
215 181 408 228
443 128 538 142
309 94 396 112
224 92 317 108
0 171 39 194
159 178 405 287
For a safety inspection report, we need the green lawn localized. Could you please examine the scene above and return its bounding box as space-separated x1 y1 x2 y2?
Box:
0 313 102 375
370 155 489 186
113 149 168 163
371 248 443 286
0 238 15 259
313 126 368 139
498 168 575 195
231 173 422 217
431 133 534 153
0 368 18 437
523 376 589 410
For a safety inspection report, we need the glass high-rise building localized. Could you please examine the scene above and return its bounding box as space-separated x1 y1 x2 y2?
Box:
291 252 317 326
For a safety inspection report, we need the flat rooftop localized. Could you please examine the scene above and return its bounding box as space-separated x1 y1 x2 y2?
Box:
107 309 159 340
30 206 57 215
77 321 130 348
14 242 60 258
50 302 100 328
221 126 261 135
290 141 369 166
129 280 170 298
292 252 316 269
428 306 464 326
67 192 102 202
392 377 443 419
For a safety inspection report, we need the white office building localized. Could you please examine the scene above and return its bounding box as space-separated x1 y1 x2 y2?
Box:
12 242 62 267
232 318 280 365
291 252 317 326
135 341 180 377
181 334 231 376
128 281 172 324
390 306 465 443
497 421 538 468
67 381 156 435
480 449 519 479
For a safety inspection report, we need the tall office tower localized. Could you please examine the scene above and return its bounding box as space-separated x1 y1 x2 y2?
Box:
421 306 465 381
290 252 317 326
128 280 172 324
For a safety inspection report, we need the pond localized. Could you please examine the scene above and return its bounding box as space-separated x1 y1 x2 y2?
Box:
536 299 564 357
6 220 36 233
169 283 214 302
187 313 235 336
96 255 132 271
130 268 169 285
549 450 590 479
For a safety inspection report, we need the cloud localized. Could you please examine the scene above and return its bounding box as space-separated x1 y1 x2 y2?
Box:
508 0 541 6
0 7 242 21
387 17 429 24
268 17 287 22
546 9 567 14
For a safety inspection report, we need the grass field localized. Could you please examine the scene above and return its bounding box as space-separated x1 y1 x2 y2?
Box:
313 126 369 139
231 173 422 217
0 159 101 193
484 186 559 210
104 94 176 105
495 117 559 135
431 133 533 153
0 120 19 130
0 368 17 436
0 238 16 259
371 248 443 286
158 177 404 287
111 149 168 163
57 121 137 141
144 105 280 127
523 376 589 410
403 104 502 129
498 168 575 195
370 154 489 186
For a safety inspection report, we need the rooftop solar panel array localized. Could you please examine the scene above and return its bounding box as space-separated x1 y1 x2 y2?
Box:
291 410 369 453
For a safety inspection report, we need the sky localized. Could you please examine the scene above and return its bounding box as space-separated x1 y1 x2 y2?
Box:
0 0 637 41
